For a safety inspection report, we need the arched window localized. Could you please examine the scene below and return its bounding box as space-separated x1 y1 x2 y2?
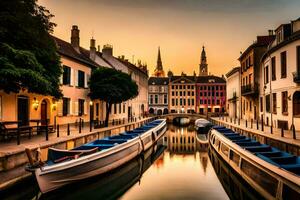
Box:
293 91 300 116
149 108 154 114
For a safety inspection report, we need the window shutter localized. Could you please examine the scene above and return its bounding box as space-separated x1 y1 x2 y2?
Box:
74 70 78 87
69 99 73 115
84 101 87 115
70 68 74 86
85 73 89 88
57 100 63 116
74 101 79 116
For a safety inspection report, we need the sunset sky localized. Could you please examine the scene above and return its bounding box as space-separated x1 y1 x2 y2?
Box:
39 0 300 76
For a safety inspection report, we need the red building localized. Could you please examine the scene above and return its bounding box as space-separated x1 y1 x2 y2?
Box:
196 76 226 114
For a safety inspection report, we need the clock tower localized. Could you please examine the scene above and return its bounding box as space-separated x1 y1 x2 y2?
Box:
199 46 208 76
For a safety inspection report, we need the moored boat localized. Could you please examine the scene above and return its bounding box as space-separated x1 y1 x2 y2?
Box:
195 118 213 134
209 126 300 200
26 119 167 193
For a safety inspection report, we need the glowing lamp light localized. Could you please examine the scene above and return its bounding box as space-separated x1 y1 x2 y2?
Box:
89 101 93 106
52 100 57 111
33 98 39 110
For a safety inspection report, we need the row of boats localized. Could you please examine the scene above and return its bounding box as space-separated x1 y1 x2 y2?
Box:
26 117 300 199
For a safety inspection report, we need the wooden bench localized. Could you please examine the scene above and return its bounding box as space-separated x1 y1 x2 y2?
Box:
30 119 54 134
0 121 33 140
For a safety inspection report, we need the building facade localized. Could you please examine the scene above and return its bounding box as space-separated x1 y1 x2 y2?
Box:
225 67 241 118
169 75 197 113
148 77 169 115
196 76 226 114
259 18 300 130
239 35 275 121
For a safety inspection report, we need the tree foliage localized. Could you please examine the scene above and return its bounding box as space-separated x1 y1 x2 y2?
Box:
89 67 139 126
0 0 62 98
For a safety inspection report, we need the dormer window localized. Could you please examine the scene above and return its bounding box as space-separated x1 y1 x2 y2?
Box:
276 29 284 44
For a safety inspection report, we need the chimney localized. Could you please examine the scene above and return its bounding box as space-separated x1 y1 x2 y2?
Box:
97 45 101 52
268 30 274 36
71 25 80 51
102 44 113 57
90 38 96 61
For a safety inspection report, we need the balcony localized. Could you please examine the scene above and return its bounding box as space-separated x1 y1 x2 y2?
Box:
241 83 258 96
293 71 300 83
228 92 238 102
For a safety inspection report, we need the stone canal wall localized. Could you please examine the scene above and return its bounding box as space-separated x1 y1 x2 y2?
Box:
211 118 300 156
0 117 156 190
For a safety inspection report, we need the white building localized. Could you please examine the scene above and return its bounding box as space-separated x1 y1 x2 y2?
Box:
225 67 241 119
259 18 300 130
85 35 148 122
148 77 169 115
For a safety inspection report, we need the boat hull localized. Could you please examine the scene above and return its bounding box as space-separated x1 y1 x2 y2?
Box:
35 119 167 193
209 128 300 200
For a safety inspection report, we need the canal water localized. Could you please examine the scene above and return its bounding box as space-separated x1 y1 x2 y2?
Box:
2 123 264 200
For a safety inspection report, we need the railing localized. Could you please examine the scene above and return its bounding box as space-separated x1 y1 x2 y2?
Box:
241 83 258 96
293 71 300 83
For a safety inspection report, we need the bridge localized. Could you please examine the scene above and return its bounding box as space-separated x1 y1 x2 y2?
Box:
160 113 207 122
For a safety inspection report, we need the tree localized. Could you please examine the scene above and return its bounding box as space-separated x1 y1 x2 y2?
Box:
89 67 139 127
0 0 62 98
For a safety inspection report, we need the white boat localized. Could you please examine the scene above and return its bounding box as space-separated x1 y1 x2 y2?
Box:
195 118 212 134
209 126 300 200
27 119 167 193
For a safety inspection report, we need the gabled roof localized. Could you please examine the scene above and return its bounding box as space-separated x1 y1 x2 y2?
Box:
52 36 99 68
117 58 148 77
170 75 196 83
238 35 275 60
226 67 240 78
196 75 226 84
148 77 169 85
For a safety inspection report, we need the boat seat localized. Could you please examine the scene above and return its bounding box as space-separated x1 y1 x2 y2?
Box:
108 135 133 140
236 141 261 147
271 156 298 164
281 164 300 175
245 145 272 152
256 151 284 157
232 138 252 142
223 133 240 137
256 154 280 166
212 126 226 129
91 139 127 145
227 135 246 140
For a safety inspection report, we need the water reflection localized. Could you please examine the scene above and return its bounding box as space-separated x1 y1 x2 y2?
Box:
120 124 228 200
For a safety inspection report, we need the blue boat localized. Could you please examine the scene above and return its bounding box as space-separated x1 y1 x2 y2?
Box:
28 119 167 193
209 126 300 200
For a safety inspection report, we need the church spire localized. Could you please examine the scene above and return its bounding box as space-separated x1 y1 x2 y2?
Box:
157 46 163 70
153 46 165 77
199 45 208 76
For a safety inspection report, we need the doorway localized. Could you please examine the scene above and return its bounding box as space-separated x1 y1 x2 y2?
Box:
17 96 29 126
41 99 48 125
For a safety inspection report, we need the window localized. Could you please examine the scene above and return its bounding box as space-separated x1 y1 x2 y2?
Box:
176 99 178 106
119 103 121 114
172 85 174 89
265 65 269 84
154 95 158 104
164 95 167 104
183 99 186 106
281 51 287 78
113 103 117 114
96 103 99 116
78 70 85 88
271 57 276 81
78 99 85 116
188 99 190 106
172 91 175 96
149 95 153 104
260 97 263 112
273 93 277 114
123 103 126 113
180 99 182 106
191 99 194 105
191 92 194 96
63 97 70 116
266 95 270 113
249 74 252 85
172 99 175 106
63 66 71 85
180 91 182 96
250 101 252 112
188 91 190 96
282 91 288 114
293 91 300 116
